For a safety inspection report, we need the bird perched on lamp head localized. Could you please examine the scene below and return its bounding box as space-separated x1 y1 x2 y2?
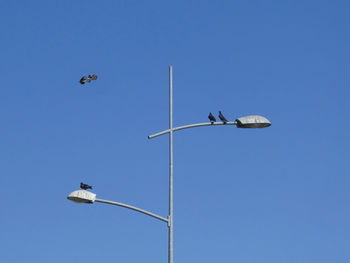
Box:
80 182 92 190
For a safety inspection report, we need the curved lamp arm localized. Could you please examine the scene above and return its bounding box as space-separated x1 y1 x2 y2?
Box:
95 198 169 223
148 121 237 139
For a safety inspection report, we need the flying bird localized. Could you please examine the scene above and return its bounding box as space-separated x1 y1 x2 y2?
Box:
80 182 92 190
208 112 216 124
80 74 97 85
219 111 228 124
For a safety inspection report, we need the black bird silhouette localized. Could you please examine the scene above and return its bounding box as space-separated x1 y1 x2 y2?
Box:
219 111 228 124
208 112 216 124
80 182 92 190
80 76 88 84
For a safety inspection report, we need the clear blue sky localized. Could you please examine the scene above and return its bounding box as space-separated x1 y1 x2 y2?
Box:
1 1 349 262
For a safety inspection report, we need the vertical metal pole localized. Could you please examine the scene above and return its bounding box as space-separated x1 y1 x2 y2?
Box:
168 65 174 263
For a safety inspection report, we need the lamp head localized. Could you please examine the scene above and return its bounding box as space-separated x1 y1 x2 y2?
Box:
235 115 271 128
67 190 96 204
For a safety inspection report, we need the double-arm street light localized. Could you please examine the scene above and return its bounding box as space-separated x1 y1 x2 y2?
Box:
67 66 271 263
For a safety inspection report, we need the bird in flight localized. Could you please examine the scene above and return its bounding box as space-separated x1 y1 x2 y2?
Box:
219 111 228 124
208 112 216 124
80 182 92 190
80 74 98 85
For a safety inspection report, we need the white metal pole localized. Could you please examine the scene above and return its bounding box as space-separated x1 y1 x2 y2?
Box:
169 65 174 263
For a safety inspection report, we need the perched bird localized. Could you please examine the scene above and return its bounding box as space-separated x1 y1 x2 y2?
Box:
80 182 92 190
219 111 228 124
88 74 98 80
208 112 216 124
80 76 88 84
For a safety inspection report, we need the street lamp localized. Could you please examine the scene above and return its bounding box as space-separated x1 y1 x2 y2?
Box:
67 190 168 222
67 66 271 263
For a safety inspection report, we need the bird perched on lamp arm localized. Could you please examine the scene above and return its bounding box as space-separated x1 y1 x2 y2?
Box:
208 112 216 124
219 111 228 124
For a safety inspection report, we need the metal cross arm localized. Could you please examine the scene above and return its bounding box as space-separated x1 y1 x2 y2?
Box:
148 121 238 139
95 198 169 223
